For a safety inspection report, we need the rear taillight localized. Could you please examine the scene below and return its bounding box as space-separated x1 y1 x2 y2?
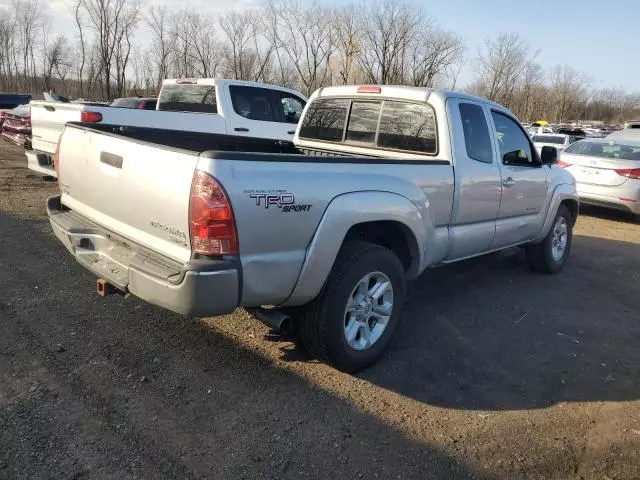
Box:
189 170 238 255
81 111 102 123
137 101 146 109
556 160 572 168
615 168 640 180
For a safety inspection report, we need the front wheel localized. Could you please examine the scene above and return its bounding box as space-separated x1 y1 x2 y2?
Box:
299 241 406 373
525 205 573 274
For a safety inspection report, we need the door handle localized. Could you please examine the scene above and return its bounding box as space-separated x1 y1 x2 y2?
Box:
44 105 55 112
502 177 515 188
287 130 295 135
234 127 249 132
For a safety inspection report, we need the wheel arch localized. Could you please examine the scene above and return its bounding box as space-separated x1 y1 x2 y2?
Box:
280 191 432 307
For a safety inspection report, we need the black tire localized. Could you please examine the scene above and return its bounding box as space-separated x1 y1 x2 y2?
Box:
299 241 406 373
525 205 573 274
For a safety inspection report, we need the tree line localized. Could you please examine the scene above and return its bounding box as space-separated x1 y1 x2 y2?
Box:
0 0 638 123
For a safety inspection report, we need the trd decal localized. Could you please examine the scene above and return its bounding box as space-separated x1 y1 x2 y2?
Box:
243 189 312 213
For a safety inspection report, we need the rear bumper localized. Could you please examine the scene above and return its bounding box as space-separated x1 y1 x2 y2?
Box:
47 195 240 317
578 187 640 215
26 150 56 177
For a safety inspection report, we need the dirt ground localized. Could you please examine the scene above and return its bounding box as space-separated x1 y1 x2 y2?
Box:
1 140 639 480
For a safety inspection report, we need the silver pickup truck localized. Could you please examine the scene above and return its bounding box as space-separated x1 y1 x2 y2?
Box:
47 85 578 372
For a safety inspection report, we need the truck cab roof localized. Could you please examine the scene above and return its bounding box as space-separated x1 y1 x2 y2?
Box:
161 78 306 99
311 85 507 111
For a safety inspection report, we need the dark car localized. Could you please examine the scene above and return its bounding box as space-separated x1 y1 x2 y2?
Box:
110 97 157 110
0 93 32 110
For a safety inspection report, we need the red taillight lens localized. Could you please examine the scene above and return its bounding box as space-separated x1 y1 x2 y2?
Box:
137 101 146 109
81 111 103 123
189 170 238 255
556 160 572 168
615 168 640 180
357 85 381 94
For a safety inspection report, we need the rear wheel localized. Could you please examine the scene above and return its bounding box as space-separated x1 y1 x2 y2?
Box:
299 241 406 373
526 205 573 274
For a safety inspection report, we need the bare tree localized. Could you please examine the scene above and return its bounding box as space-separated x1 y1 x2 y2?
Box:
474 32 529 107
0 13 17 91
267 0 334 96
219 10 275 82
332 5 361 84
549 65 590 122
80 0 140 100
147 4 174 88
408 26 464 87
43 34 71 93
358 1 422 84
12 0 44 92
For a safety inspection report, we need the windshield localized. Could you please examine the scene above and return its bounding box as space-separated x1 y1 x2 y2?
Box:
532 135 564 144
564 141 640 160
157 84 217 114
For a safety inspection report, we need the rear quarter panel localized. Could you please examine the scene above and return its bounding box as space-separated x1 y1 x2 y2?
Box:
197 155 454 306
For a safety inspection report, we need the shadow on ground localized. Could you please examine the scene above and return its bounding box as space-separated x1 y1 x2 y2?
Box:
0 211 484 479
355 233 640 411
579 204 639 224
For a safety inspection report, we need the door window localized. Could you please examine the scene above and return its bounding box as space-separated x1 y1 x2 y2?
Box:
229 86 275 122
276 93 306 123
491 111 535 166
459 103 493 163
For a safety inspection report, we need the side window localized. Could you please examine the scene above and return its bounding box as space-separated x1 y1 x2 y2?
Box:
377 101 437 153
491 111 534 165
345 101 381 145
276 93 306 124
459 103 493 163
299 98 349 141
229 86 275 122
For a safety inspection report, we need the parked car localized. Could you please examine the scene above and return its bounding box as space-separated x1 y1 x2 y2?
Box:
0 94 31 131
47 84 578 372
0 93 32 111
26 79 307 177
110 97 157 110
1 104 31 148
531 133 574 154
558 138 640 218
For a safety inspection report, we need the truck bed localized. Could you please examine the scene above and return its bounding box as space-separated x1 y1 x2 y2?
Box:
72 123 368 160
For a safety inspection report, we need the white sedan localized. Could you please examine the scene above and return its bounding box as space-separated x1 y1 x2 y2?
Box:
531 134 573 155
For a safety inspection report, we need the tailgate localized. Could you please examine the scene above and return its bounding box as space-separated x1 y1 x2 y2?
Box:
31 102 82 154
57 125 198 263
563 153 640 187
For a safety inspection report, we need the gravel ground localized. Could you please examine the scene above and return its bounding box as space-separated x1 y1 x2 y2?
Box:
1 141 639 480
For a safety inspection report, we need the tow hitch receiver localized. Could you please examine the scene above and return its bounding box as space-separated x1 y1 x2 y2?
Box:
96 278 117 296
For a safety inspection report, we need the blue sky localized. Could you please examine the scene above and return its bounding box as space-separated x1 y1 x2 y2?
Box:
6 0 639 92
409 0 639 91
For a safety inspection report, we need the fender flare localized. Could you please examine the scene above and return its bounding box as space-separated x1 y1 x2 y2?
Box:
532 183 579 243
281 191 433 307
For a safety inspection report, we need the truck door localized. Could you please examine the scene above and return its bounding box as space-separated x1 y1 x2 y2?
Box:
444 98 502 261
488 110 549 248
225 85 305 142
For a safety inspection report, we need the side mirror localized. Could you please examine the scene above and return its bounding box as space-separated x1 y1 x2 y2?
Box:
540 145 558 165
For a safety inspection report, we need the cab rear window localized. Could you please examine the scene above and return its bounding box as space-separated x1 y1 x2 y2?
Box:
157 84 217 114
299 98 437 155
